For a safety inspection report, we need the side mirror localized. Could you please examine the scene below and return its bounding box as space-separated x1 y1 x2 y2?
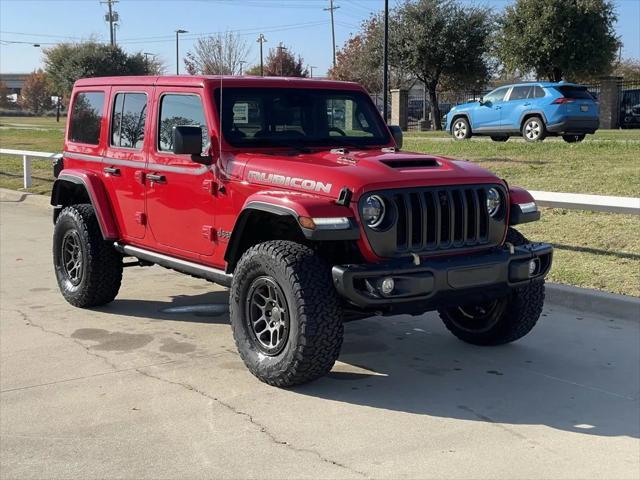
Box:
479 98 485 105
173 125 203 155
388 125 403 149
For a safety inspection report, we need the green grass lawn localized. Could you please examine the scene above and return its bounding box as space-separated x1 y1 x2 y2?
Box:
1 117 639 295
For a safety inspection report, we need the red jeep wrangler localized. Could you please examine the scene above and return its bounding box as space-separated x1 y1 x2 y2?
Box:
51 76 552 386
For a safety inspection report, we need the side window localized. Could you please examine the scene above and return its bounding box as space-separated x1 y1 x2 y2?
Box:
111 93 147 149
483 87 508 104
158 94 209 153
533 86 546 98
69 92 104 145
509 86 532 101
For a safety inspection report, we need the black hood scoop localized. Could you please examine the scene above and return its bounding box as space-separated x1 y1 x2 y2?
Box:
381 157 441 169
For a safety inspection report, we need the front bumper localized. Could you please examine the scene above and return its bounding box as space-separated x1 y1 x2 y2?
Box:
332 243 553 312
547 116 599 134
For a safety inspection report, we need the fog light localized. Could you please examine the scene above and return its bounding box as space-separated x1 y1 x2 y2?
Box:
529 259 538 276
380 277 395 295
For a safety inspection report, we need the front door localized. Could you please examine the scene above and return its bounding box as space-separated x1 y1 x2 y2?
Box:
103 88 151 240
146 89 217 259
471 86 509 130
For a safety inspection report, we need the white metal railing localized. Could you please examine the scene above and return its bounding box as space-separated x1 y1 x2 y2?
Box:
0 149 62 188
0 148 638 215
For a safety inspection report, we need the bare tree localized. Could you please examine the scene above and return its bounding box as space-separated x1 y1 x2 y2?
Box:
184 32 250 75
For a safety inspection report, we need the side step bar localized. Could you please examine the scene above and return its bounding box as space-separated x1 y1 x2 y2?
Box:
114 243 233 287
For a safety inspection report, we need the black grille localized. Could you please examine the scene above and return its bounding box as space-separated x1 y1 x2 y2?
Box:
361 185 506 258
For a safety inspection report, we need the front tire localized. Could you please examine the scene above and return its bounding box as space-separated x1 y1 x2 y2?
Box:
53 204 123 307
438 228 545 346
562 134 585 143
229 241 343 387
522 116 547 142
451 117 472 141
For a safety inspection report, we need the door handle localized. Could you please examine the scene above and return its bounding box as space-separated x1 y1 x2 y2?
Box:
524 102 531 106
495 106 502 110
146 173 166 184
103 166 120 176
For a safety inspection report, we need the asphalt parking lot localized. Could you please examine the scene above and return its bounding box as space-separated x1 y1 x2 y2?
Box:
1 192 639 479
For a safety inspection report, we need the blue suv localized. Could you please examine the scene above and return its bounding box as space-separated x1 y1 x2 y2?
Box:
445 82 599 143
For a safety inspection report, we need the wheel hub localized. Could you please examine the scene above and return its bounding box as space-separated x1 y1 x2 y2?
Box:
61 230 83 286
245 277 290 355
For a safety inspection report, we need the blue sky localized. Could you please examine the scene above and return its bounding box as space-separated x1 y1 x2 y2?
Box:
1 0 639 76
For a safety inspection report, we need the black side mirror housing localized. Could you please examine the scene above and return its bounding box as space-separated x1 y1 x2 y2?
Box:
388 125 403 150
173 125 203 155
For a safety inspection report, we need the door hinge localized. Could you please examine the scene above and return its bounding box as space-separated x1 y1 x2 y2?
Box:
134 170 146 184
201 225 216 241
135 212 147 225
202 179 217 195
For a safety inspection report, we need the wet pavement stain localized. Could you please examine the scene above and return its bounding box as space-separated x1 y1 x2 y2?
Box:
71 328 153 351
159 337 196 354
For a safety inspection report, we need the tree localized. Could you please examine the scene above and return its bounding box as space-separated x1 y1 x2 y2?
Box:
496 0 618 82
262 45 308 77
184 32 250 75
328 15 413 93
44 41 156 98
391 0 494 129
0 81 12 109
19 70 53 114
244 64 263 76
612 58 640 82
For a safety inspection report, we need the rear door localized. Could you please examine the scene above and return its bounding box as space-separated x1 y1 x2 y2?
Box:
500 85 534 130
103 88 152 240
145 88 217 259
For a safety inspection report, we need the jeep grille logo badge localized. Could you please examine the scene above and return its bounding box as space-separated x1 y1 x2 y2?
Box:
247 170 332 194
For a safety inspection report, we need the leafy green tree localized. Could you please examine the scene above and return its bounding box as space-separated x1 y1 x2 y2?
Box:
19 70 53 114
496 0 618 82
391 0 494 129
43 41 157 98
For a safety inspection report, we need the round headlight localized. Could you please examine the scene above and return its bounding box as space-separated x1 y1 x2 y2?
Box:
486 188 502 217
362 195 385 228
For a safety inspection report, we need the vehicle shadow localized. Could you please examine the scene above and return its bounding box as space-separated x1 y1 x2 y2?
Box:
95 290 639 439
93 290 230 324
295 314 640 440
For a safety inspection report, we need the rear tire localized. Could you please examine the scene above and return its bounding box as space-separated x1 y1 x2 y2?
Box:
53 204 123 307
522 116 547 142
562 134 586 143
438 228 545 346
490 136 509 142
229 240 343 387
451 117 472 141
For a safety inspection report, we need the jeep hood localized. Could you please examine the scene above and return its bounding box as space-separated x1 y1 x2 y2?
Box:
233 149 502 200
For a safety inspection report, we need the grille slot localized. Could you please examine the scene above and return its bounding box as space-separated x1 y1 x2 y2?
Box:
390 186 495 254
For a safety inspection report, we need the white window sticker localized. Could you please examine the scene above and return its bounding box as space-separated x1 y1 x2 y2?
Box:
233 103 249 124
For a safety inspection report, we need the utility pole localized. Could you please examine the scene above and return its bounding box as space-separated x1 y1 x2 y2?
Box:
175 29 188 75
257 33 267 76
382 0 389 123
277 43 287 76
309 65 317 78
101 0 118 46
324 0 339 68
239 60 246 76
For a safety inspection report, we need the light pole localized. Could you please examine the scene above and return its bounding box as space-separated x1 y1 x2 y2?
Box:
239 60 246 76
309 65 317 78
277 43 287 76
382 0 389 123
257 33 267 76
175 29 188 75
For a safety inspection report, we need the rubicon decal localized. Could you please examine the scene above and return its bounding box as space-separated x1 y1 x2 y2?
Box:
247 170 332 194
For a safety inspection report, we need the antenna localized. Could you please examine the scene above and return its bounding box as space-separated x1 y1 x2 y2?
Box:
219 74 223 162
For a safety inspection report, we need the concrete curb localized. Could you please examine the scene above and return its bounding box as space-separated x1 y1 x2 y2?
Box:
0 188 51 208
546 283 639 322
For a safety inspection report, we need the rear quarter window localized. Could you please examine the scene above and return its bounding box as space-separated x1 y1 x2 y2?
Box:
69 92 105 145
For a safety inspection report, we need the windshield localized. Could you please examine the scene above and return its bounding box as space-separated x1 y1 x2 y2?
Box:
215 88 390 148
